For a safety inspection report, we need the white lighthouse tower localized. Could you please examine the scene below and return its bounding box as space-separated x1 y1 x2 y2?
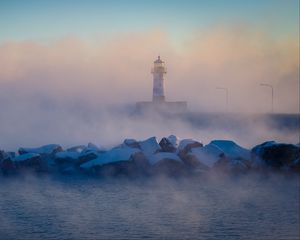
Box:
136 56 187 113
151 56 167 103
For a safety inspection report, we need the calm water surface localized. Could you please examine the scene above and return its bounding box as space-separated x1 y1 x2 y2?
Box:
0 174 299 240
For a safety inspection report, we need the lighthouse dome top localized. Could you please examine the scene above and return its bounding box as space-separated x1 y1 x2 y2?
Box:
154 56 164 63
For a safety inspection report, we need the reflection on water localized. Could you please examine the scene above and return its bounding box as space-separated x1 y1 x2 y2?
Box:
0 174 299 240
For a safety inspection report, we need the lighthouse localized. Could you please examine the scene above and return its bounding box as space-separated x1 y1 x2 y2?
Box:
151 56 166 103
136 56 187 113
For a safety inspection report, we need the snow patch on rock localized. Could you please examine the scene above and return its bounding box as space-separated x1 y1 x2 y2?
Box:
80 146 140 169
148 152 181 165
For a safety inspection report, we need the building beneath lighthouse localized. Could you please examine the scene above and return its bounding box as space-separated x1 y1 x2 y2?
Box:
136 56 187 113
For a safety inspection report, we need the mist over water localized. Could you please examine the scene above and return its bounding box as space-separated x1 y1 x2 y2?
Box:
0 174 299 240
0 97 298 151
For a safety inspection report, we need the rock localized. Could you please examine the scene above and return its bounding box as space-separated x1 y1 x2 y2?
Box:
18 144 63 170
214 153 251 173
148 152 182 165
86 142 102 152
185 144 224 169
66 145 86 153
208 140 251 173
130 152 150 174
123 139 140 149
148 152 187 176
177 139 203 167
292 156 300 172
13 153 43 171
55 151 81 164
159 137 177 152
151 159 187 177
167 135 180 148
179 140 251 173
210 140 251 160
1 151 15 161
0 150 8 162
78 151 99 166
251 141 300 171
80 146 140 169
93 161 139 177
19 144 63 156
1 150 16 174
178 139 203 154
139 137 161 156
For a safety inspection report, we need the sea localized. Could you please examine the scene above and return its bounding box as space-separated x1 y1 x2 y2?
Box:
0 174 299 240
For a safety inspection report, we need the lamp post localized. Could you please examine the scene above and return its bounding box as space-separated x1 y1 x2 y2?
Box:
216 87 228 112
260 83 274 113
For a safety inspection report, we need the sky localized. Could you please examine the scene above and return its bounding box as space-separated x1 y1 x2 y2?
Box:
0 0 299 44
0 0 299 149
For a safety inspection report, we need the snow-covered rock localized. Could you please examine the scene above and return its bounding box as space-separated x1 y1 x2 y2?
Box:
123 139 140 149
180 140 251 172
251 141 300 170
130 152 149 172
14 153 40 162
148 152 182 165
55 151 81 165
87 142 101 152
207 140 251 172
149 152 186 176
139 137 161 156
12 153 43 170
177 139 203 153
56 151 80 159
80 146 140 169
189 144 224 168
1 151 16 174
210 140 250 160
66 145 86 153
159 137 177 152
167 135 180 148
19 144 63 155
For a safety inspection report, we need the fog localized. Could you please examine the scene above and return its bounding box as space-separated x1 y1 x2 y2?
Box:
0 25 299 150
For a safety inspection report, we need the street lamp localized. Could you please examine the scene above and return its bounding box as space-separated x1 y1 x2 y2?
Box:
216 87 228 112
260 83 274 113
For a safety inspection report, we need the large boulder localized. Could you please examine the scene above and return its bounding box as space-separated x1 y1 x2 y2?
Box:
66 145 86 153
210 140 251 173
0 151 16 174
139 137 161 157
123 139 141 149
130 152 150 174
54 151 82 173
92 161 139 177
210 140 251 160
55 151 81 164
213 153 251 174
19 144 63 155
148 152 187 176
251 141 300 171
186 143 224 169
178 139 203 154
76 143 105 166
181 140 251 173
80 146 140 169
159 135 180 153
13 153 43 171
177 139 203 167
18 144 63 168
